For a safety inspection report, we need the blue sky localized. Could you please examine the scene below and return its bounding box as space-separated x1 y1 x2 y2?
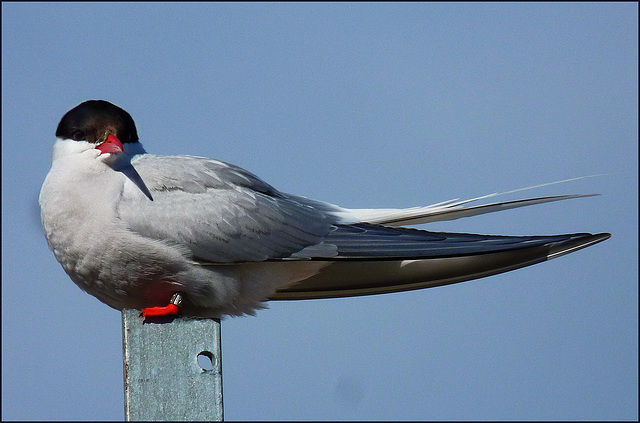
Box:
2 2 637 420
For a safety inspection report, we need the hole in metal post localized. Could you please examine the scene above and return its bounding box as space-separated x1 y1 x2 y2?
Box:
197 351 215 371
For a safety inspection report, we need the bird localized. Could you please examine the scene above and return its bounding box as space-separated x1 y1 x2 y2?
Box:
39 100 610 318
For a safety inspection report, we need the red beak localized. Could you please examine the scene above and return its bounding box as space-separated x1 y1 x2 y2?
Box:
96 134 124 155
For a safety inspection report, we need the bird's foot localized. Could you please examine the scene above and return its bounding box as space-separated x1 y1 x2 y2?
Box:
141 292 183 317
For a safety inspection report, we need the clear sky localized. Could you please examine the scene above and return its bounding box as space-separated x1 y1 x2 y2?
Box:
2 3 637 420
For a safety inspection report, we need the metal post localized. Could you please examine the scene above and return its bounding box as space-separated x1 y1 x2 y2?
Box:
122 310 223 421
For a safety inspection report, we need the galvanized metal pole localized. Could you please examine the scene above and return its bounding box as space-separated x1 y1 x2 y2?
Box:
122 310 223 421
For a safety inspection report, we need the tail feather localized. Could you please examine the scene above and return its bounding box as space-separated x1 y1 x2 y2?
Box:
361 194 597 226
345 175 603 226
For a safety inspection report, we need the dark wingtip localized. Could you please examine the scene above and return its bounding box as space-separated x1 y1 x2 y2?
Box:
547 232 611 260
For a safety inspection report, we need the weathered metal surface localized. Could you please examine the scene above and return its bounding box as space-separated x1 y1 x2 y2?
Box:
122 310 223 421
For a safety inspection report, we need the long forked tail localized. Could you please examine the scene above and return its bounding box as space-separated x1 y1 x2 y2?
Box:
346 176 604 226
288 176 603 226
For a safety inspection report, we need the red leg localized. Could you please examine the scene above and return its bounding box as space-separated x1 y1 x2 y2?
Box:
141 292 183 317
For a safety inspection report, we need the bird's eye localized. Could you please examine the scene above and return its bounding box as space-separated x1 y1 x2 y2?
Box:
71 130 85 141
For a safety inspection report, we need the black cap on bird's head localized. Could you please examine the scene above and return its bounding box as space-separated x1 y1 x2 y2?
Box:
56 100 139 145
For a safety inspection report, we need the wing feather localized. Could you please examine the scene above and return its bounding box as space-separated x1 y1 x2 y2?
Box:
115 155 334 263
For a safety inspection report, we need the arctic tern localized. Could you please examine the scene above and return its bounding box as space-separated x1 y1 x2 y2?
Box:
39 100 610 318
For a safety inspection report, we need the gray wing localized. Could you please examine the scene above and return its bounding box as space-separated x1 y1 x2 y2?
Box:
319 224 600 259
115 155 336 263
271 232 611 300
